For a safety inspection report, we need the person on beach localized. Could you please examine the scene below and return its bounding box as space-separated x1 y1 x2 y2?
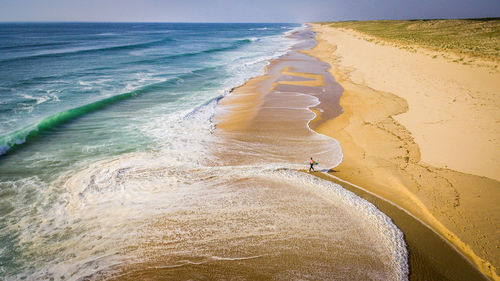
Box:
309 157 315 172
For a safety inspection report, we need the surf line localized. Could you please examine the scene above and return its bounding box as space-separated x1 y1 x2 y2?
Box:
317 171 493 280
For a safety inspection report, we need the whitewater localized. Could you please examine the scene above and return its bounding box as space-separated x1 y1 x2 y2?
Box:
0 23 408 280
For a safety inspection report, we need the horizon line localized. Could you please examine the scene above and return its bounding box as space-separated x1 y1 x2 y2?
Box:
0 21 301 24
0 17 498 24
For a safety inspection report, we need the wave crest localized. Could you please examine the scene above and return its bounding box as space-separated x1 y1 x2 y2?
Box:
0 37 174 63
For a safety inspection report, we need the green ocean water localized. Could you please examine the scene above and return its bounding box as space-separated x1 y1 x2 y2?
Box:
0 23 409 281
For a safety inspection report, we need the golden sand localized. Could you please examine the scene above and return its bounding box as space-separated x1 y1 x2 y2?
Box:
311 25 500 181
216 75 272 132
106 27 495 280
307 23 500 280
211 30 489 280
278 66 325 87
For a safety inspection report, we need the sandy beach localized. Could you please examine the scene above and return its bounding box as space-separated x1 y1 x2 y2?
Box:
204 28 490 281
308 23 500 280
103 29 408 280
30 23 495 280
2 11 499 280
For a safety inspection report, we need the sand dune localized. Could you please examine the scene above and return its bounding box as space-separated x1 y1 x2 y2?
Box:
308 23 500 280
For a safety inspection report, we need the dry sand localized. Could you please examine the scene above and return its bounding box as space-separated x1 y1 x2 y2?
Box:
308 23 500 280
211 29 489 281
313 25 500 180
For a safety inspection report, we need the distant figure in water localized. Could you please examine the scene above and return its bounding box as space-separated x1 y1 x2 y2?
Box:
309 157 315 172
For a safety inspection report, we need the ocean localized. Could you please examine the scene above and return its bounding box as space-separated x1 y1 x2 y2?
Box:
0 23 408 280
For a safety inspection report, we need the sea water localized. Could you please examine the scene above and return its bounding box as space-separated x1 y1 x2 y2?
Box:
0 23 408 280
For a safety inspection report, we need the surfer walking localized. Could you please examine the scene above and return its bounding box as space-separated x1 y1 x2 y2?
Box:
309 157 315 172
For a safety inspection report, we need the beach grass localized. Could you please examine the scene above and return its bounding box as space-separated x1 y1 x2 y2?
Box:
320 19 500 60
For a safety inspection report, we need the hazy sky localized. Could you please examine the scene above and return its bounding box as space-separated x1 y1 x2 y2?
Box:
0 0 499 22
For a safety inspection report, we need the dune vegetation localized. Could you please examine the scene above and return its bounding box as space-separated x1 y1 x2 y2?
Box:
322 19 500 61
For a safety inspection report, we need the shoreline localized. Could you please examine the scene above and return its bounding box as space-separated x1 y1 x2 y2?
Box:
313 171 487 281
214 28 489 280
307 23 499 280
308 24 500 181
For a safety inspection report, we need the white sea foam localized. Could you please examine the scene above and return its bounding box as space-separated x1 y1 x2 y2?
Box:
24 160 407 280
4 91 407 280
78 80 92 86
1 25 408 280
21 93 52 105
265 169 409 280
48 92 60 102
96 32 117 36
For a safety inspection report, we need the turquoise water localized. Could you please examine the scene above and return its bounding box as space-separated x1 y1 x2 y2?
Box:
0 23 298 177
0 23 300 278
0 23 408 280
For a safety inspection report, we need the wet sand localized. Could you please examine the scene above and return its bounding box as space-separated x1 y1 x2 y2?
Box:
213 31 343 168
315 172 487 281
307 23 500 280
104 170 406 281
100 30 404 280
99 28 492 280
213 29 488 280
